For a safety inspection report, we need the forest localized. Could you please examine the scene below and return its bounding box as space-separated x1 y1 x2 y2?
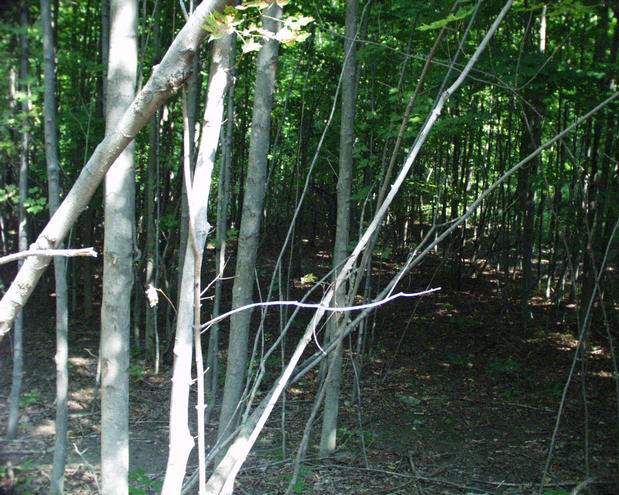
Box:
0 0 617 494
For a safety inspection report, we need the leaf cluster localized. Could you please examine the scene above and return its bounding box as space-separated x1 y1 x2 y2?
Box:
203 2 313 53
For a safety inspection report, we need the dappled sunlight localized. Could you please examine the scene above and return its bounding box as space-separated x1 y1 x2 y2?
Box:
32 419 55 438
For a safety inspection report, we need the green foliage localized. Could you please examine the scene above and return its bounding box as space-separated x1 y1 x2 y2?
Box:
227 226 239 240
417 5 476 31
129 364 147 383
300 273 316 284
20 389 39 406
129 468 162 495
291 463 312 493
203 2 313 53
268 463 312 493
488 357 521 375
0 184 18 205
159 210 178 232
542 489 570 495
379 246 393 260
337 426 373 449
24 186 47 214
0 460 34 494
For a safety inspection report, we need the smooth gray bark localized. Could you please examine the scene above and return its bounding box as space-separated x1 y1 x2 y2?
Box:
7 8 30 441
208 36 236 406
0 0 227 339
161 33 232 495
100 0 137 493
218 3 282 440
42 0 70 492
177 44 201 315
319 0 358 457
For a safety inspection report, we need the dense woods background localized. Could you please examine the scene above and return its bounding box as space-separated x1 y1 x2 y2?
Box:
0 0 617 494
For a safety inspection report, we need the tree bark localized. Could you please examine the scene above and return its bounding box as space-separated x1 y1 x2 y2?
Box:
320 0 358 457
161 32 232 495
218 3 282 439
208 35 236 405
42 0 69 492
7 8 30 439
0 0 228 340
100 0 137 493
518 10 545 333
144 0 161 369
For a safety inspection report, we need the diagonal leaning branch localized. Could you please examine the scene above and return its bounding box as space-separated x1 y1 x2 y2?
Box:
202 2 516 493
0 0 227 339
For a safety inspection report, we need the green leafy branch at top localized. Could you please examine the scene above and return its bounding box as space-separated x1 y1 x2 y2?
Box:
417 5 475 32
203 1 313 54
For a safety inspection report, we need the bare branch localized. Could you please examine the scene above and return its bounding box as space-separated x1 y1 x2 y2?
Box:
201 288 441 332
0 247 97 265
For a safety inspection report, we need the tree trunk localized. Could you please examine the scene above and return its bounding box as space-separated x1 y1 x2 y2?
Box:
42 0 69 492
218 3 282 439
144 0 161 370
7 7 30 441
518 10 545 333
100 0 137 493
161 32 232 495
319 0 358 457
208 35 236 405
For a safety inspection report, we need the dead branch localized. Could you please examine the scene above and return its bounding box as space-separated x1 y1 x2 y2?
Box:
0 247 97 265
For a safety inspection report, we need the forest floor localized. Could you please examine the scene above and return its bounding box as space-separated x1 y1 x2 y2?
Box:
0 250 618 494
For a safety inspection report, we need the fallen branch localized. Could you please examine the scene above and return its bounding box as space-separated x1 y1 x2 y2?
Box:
0 247 97 265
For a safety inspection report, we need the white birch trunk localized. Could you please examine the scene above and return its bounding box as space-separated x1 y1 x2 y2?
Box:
208 35 236 408
161 33 232 495
100 0 137 493
0 0 227 340
144 0 161 369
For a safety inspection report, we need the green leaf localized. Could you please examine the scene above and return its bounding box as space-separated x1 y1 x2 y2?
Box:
417 6 475 31
300 273 316 284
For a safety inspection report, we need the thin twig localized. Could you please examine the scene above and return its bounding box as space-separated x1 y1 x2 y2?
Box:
201 288 441 332
72 443 101 494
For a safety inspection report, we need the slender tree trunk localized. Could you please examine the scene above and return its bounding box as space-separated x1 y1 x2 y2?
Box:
100 0 137 493
319 0 358 457
7 7 30 441
218 3 282 439
518 11 545 333
144 1 161 370
161 32 232 495
208 36 236 405
42 0 69 492
177 2 202 311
